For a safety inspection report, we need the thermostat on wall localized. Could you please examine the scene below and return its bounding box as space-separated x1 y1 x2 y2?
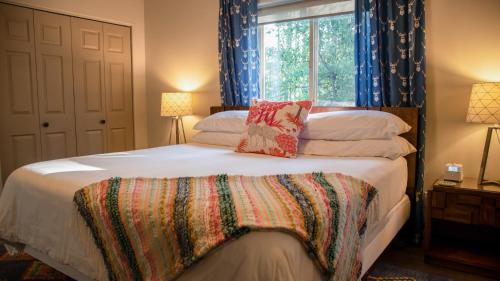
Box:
444 163 464 182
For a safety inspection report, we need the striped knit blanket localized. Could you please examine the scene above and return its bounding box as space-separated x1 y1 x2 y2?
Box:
74 172 377 281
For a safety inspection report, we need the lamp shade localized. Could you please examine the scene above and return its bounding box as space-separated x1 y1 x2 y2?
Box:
161 92 193 117
466 82 500 124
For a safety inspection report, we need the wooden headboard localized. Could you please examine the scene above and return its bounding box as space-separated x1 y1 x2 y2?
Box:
210 106 419 197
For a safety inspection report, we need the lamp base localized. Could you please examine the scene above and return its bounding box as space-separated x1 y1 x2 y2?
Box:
479 180 500 186
477 127 499 186
168 116 187 145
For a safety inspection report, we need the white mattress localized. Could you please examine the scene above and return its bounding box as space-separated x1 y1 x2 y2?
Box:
0 144 408 281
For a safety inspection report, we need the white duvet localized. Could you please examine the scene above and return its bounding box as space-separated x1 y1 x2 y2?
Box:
0 144 407 281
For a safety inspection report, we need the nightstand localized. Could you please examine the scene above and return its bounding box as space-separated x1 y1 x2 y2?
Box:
424 178 500 278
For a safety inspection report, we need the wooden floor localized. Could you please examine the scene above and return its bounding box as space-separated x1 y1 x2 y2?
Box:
374 240 498 281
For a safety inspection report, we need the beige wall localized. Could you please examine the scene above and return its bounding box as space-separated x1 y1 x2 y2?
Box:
426 0 500 187
145 0 220 147
144 0 500 185
4 0 149 148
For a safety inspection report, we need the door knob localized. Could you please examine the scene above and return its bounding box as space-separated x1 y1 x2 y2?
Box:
100 120 106 124
42 122 49 127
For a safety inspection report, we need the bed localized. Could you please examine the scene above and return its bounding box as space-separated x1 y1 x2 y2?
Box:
0 106 419 281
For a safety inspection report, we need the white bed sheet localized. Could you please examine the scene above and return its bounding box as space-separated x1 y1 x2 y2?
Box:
0 144 407 281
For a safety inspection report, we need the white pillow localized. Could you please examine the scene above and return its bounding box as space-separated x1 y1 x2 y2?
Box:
193 111 248 133
300 110 411 140
192 131 416 159
191 131 241 147
298 136 416 160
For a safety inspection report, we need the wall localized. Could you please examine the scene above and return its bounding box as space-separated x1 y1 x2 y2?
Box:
145 0 220 147
425 0 500 186
144 0 500 185
3 0 149 148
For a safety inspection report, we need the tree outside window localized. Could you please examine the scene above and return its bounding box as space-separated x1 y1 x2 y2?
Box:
260 13 355 106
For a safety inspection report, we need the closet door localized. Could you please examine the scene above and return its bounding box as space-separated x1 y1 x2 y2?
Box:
34 11 77 160
103 23 134 152
71 18 107 155
0 4 41 178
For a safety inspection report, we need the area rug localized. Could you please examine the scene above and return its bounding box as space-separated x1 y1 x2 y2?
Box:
0 244 73 281
365 262 452 281
1 244 451 281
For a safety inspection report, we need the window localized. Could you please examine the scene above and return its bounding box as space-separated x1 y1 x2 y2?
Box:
261 19 311 102
259 1 355 106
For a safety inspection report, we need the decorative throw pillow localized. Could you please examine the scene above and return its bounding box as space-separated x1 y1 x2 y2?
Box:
236 100 312 158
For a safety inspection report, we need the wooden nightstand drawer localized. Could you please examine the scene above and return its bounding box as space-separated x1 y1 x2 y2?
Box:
432 191 446 208
443 208 471 224
431 208 443 219
480 198 496 226
457 194 481 205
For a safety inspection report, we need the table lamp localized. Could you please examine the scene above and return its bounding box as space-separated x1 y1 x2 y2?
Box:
466 82 500 186
161 92 193 144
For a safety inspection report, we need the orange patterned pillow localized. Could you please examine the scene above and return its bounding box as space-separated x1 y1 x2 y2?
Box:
236 100 313 158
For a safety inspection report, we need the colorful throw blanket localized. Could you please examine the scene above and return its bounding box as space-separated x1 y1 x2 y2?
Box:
74 172 377 281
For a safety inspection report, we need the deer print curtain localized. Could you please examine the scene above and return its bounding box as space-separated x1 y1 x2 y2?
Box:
354 0 426 243
219 0 260 106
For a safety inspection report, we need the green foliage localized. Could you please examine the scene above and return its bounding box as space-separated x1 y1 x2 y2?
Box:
317 14 355 105
263 19 310 101
262 14 355 105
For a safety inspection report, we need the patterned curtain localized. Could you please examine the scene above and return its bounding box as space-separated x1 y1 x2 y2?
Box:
219 0 260 106
355 0 426 242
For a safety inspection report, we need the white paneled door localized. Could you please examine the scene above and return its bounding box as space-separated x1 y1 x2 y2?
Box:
103 23 134 152
71 17 108 156
34 11 77 160
0 4 41 178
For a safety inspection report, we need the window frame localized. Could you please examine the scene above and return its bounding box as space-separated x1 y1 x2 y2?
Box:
258 11 355 106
